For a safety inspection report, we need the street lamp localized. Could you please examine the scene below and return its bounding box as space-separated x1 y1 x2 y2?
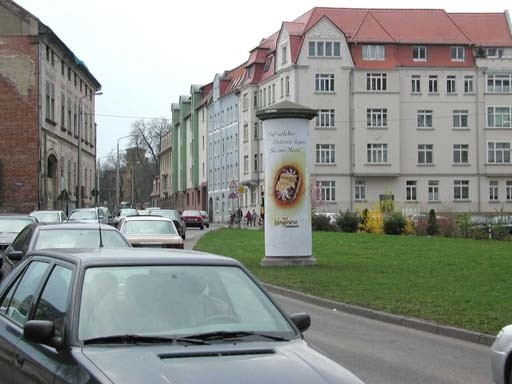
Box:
77 91 102 208
116 134 137 211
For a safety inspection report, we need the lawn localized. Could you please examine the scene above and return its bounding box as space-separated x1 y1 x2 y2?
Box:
194 228 512 335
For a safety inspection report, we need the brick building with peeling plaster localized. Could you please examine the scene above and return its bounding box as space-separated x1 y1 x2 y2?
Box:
0 0 101 213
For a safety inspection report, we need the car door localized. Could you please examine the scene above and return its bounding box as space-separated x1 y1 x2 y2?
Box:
13 262 74 384
0 260 50 384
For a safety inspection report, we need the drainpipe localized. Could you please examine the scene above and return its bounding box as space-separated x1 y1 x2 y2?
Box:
349 68 354 212
37 34 44 210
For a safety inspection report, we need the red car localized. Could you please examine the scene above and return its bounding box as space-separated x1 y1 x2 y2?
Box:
181 210 204 230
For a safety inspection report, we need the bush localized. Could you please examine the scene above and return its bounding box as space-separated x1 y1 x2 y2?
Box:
427 209 439 236
359 208 369 232
337 211 360 233
312 214 336 231
383 212 406 235
360 207 383 234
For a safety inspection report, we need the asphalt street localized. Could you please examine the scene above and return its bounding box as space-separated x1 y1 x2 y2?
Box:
185 225 493 384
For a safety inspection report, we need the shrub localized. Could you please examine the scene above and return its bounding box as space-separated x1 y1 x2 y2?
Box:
456 212 472 238
427 209 439 236
359 208 369 232
383 212 406 235
337 211 360 233
312 214 336 231
360 206 383 234
404 217 415 235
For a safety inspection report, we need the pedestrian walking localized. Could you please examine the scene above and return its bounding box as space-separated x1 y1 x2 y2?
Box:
245 210 252 227
252 209 257 226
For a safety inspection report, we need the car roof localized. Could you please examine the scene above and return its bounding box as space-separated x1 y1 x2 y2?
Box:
34 222 118 230
122 216 172 222
28 248 241 267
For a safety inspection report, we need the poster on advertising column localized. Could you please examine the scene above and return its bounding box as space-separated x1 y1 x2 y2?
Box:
263 118 311 258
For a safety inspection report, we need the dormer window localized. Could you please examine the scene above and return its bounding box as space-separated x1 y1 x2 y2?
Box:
362 45 385 60
264 57 272 72
281 45 288 64
450 46 465 61
308 41 341 57
413 46 426 61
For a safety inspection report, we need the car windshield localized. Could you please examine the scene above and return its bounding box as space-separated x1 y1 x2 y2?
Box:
78 265 296 341
0 218 33 233
150 210 178 220
122 221 177 235
35 229 129 249
31 212 62 223
69 210 97 221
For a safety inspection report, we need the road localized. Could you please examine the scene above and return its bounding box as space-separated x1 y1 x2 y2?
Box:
275 293 491 384
185 225 492 384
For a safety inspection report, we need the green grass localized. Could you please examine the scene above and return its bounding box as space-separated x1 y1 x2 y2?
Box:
194 228 512 335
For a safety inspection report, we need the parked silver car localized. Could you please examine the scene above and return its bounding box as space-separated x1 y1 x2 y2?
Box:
491 325 512 384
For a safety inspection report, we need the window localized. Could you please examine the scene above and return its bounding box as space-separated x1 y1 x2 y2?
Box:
0 261 49 325
362 45 385 60
487 106 512 128
428 180 439 201
453 110 468 128
253 122 259 139
45 81 51 120
418 144 433 164
367 108 387 128
263 57 272 72
453 144 469 164
413 46 426 61
272 84 275 103
367 73 387 91
411 75 421 93
242 93 248 111
243 124 248 142
487 74 512 93
417 110 433 128
450 46 465 61
243 155 248 173
281 45 287 64
280 78 284 98
355 180 366 201
317 180 336 201
367 143 388 163
316 109 335 128
447 75 456 94
487 141 511 164
464 76 474 93
285 76 290 95
486 48 504 58
60 93 65 127
315 74 335 92
406 180 417 201
309 41 341 57
489 180 499 201
61 60 65 76
428 75 438 93
507 180 512 201
453 180 469 200
254 154 258 171
316 144 335 164
34 265 72 338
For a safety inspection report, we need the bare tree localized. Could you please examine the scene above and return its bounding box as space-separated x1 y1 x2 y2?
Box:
129 118 170 173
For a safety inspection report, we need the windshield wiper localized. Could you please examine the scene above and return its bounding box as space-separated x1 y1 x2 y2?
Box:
183 331 290 342
83 334 210 345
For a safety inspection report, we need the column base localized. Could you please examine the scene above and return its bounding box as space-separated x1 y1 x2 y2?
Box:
260 256 317 267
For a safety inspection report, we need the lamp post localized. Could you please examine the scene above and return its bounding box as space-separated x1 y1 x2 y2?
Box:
116 134 137 211
77 91 102 208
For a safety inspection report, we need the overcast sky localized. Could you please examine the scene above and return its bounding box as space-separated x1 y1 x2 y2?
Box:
14 0 510 158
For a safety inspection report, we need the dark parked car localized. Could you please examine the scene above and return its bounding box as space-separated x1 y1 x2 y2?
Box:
149 209 187 239
0 248 364 384
181 210 204 230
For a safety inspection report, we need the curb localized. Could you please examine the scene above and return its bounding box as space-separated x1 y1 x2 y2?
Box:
264 283 496 346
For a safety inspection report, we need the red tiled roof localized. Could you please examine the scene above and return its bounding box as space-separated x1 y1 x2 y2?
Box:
448 13 512 47
198 83 212 108
283 21 306 36
225 63 247 95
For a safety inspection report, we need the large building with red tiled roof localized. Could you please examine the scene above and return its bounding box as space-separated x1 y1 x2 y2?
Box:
166 7 512 221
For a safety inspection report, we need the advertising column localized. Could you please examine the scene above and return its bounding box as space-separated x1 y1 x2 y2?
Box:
256 101 317 266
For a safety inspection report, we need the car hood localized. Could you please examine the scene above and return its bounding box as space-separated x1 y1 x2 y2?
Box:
0 233 16 244
79 340 363 384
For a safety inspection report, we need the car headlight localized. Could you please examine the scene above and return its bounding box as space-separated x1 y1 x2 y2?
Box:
496 329 505 340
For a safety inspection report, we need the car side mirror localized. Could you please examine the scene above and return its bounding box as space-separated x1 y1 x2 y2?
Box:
290 312 311 333
24 320 62 349
5 249 23 261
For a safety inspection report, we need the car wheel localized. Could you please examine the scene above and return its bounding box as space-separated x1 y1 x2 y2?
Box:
182 232 186 240
200 225 204 230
